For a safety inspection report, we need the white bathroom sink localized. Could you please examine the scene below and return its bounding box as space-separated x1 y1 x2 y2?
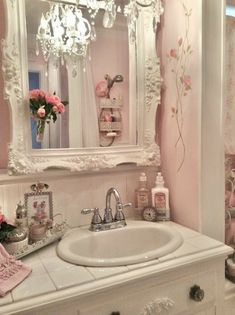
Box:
57 220 183 267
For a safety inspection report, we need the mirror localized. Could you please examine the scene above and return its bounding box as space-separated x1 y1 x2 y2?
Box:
26 0 130 149
2 0 163 175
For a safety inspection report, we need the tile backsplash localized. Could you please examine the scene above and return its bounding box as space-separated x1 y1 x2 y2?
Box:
0 167 156 227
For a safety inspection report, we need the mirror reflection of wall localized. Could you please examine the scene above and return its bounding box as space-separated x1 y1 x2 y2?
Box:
25 0 130 150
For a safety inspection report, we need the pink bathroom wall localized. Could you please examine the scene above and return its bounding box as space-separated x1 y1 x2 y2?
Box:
0 1 10 169
0 1 201 232
159 0 201 230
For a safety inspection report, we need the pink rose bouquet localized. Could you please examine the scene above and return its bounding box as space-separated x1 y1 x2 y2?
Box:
29 89 68 123
29 89 68 141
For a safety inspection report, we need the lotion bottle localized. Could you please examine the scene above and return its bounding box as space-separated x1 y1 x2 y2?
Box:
151 172 170 221
135 172 150 209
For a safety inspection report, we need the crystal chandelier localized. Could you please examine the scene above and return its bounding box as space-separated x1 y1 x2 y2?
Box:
36 0 163 65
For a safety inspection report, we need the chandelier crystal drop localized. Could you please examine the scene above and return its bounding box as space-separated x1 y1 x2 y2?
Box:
36 0 163 68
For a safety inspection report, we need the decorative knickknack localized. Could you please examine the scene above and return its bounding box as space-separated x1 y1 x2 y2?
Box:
96 74 124 147
1 183 67 258
29 89 68 142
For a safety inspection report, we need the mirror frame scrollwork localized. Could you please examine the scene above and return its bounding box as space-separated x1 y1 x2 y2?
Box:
2 0 163 175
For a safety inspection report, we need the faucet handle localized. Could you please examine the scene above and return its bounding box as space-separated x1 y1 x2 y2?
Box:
81 207 102 224
115 202 132 221
116 202 132 212
122 202 132 209
81 208 94 215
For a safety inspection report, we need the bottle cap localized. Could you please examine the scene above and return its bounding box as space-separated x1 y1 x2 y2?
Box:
139 172 147 181
156 172 164 185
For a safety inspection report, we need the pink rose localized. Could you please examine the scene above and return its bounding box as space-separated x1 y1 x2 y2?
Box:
53 95 61 103
29 89 45 99
52 105 59 112
37 107 46 118
0 213 6 224
170 49 177 58
57 103 65 113
45 94 59 106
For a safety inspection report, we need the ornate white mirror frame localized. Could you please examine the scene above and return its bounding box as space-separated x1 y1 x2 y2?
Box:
2 0 163 175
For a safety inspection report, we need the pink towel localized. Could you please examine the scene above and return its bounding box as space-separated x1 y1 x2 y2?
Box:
0 244 32 297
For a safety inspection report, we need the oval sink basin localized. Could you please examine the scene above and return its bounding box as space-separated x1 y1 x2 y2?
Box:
57 220 183 267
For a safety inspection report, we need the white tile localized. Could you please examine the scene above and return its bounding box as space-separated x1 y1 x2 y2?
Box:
21 255 47 277
127 259 159 270
163 221 201 239
87 266 128 279
36 243 57 258
186 235 223 251
49 266 94 289
171 241 200 257
12 274 56 302
0 292 13 306
39 255 75 273
158 242 200 262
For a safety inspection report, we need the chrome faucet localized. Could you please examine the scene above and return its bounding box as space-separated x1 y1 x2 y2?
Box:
81 187 132 232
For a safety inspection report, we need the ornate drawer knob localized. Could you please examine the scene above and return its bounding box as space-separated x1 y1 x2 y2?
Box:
189 285 205 302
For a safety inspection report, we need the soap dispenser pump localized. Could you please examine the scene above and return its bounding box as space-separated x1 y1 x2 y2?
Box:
151 172 170 221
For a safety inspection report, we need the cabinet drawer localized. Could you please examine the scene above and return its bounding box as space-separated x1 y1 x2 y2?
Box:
78 271 216 315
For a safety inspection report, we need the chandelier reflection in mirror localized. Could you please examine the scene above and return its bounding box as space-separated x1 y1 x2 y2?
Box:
36 0 163 71
36 3 92 63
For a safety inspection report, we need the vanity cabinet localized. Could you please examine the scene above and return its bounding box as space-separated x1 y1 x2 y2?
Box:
15 257 226 315
76 270 217 315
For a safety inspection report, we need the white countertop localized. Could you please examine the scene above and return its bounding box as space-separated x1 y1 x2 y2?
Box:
0 221 232 314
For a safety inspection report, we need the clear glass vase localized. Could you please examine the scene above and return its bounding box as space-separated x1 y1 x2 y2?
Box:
36 119 46 142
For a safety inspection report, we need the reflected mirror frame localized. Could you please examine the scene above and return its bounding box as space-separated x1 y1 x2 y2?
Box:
2 0 163 175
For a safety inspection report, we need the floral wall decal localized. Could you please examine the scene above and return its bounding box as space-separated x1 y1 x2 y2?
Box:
167 2 193 172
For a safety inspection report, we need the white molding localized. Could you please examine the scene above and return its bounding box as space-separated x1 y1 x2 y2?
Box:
0 165 157 185
201 0 225 242
2 0 163 175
